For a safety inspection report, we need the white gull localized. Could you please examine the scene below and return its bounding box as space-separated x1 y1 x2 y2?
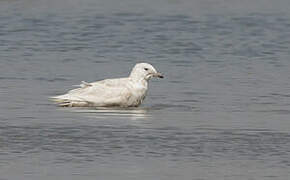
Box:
51 63 163 107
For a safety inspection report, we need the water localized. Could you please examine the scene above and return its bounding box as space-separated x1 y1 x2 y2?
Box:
1 0 290 179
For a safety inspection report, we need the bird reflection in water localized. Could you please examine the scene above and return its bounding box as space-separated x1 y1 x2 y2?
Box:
59 107 150 120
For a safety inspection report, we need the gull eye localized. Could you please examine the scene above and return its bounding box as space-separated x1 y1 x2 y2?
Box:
144 68 149 71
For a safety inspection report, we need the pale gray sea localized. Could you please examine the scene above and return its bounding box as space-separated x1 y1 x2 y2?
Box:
1 0 290 179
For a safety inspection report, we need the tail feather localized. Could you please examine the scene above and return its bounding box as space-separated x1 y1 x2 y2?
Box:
50 94 91 107
58 100 89 107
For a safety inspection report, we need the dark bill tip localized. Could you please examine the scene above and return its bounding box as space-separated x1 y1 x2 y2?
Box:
154 72 164 78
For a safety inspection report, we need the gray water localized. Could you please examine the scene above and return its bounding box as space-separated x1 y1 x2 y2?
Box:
1 0 290 179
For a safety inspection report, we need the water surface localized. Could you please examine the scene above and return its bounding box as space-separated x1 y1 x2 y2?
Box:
1 0 290 179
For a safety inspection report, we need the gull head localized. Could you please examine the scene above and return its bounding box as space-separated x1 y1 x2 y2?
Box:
130 63 164 81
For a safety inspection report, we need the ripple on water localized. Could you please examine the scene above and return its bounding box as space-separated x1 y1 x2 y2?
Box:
1 124 290 165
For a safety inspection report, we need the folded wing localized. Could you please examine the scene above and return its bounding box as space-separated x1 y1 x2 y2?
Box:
51 78 132 107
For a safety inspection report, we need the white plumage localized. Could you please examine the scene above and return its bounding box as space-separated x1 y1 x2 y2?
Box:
51 63 163 107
